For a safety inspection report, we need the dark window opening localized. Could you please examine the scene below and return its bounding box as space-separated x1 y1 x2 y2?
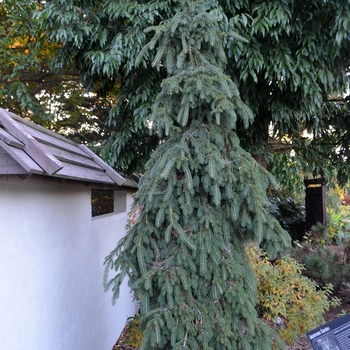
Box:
91 189 114 217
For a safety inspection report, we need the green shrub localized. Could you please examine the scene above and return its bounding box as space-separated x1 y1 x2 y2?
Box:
291 240 350 292
247 244 339 344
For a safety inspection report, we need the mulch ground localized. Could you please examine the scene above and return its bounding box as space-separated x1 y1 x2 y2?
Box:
112 325 137 350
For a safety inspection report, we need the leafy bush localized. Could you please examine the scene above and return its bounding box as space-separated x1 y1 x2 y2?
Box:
247 244 340 344
327 208 350 245
326 184 350 244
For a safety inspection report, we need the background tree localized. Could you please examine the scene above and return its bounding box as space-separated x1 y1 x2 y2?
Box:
39 0 350 188
0 0 52 119
0 0 111 145
38 0 175 173
104 1 290 349
225 1 350 189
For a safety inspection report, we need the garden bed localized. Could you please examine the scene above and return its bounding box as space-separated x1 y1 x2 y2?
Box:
113 289 350 350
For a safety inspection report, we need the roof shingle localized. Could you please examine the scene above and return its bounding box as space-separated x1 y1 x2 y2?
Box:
0 108 137 188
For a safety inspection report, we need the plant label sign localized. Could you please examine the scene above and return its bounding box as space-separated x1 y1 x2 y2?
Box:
306 314 350 349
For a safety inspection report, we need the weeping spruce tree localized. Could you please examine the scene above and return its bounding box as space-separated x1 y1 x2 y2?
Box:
104 1 290 349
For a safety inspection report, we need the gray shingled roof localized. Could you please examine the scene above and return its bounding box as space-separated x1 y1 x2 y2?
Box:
0 108 137 188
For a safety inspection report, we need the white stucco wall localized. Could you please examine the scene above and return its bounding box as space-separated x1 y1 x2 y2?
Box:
0 179 138 350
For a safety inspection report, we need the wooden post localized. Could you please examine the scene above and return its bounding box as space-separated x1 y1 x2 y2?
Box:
304 177 327 231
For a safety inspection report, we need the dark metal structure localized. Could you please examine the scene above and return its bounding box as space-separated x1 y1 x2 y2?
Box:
304 177 327 231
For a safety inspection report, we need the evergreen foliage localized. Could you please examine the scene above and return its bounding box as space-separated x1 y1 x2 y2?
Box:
39 0 350 187
291 240 350 293
105 2 290 349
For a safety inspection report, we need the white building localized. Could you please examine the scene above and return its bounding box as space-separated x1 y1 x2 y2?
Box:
0 108 138 350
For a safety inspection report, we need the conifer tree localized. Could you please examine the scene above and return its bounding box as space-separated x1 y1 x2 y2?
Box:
104 1 291 349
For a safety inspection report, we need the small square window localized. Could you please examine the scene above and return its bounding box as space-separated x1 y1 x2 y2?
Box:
91 189 114 217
